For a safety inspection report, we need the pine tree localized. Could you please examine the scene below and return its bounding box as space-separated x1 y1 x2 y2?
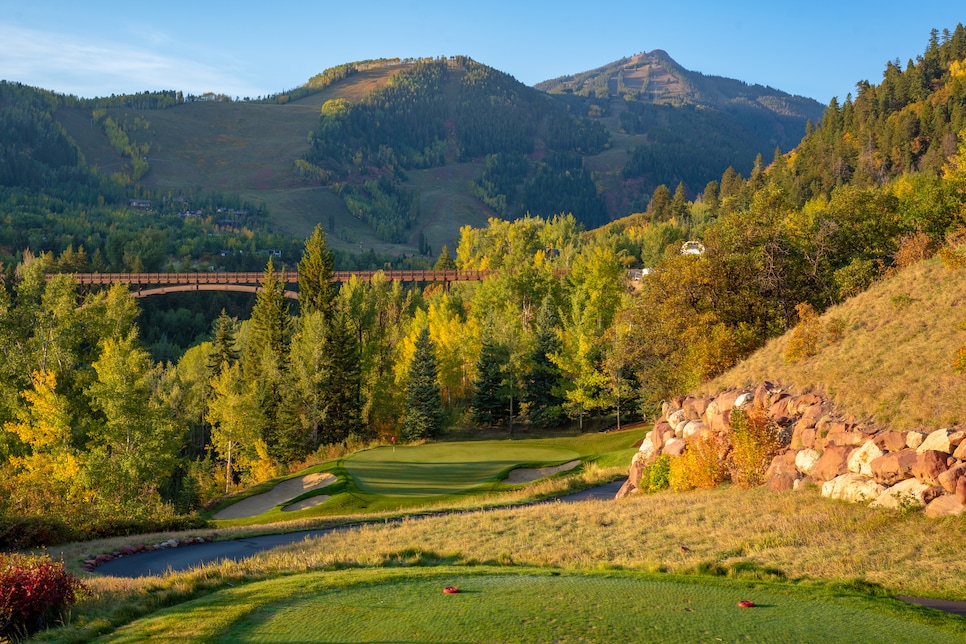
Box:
297 224 335 317
207 309 239 375
321 309 365 443
522 296 565 426
403 327 443 441
470 338 510 427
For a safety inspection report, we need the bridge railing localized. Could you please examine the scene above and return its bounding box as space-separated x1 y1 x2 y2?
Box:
63 269 506 287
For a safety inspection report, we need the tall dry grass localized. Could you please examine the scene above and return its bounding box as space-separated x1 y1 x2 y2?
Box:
706 256 966 430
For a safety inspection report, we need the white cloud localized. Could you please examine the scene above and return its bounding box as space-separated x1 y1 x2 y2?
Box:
0 23 267 98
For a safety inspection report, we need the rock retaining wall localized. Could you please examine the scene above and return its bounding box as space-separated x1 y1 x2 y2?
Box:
617 382 966 517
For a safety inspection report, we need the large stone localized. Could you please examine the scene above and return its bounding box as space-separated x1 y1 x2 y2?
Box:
707 409 732 433
870 449 918 486
810 445 853 483
848 441 884 478
767 472 801 492
924 494 966 518
681 420 705 440
937 462 966 493
958 475 966 505
954 441 966 460
906 432 926 450
733 392 754 408
795 448 822 475
822 473 885 503
912 450 949 486
789 394 823 415
682 397 711 421
753 382 783 409
615 478 637 499
667 409 687 436
768 396 793 421
870 478 931 509
917 428 960 455
765 450 798 481
651 425 669 452
873 431 910 453
663 437 686 457
825 422 868 447
715 390 744 410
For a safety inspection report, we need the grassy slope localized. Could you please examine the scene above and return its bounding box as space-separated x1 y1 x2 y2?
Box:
704 256 966 430
95 568 963 643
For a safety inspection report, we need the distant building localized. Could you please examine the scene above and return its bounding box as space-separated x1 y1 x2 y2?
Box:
681 241 706 255
129 199 151 210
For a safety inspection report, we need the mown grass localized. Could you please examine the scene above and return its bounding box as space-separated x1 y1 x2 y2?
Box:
91 568 966 643
33 483 966 642
706 256 966 429
203 429 642 526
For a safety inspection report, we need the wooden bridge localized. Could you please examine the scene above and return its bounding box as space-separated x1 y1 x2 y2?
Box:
67 270 499 299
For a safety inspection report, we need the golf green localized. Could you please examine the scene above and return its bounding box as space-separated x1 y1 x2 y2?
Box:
343 443 580 496
100 568 965 643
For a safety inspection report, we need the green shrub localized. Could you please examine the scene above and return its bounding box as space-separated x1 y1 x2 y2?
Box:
641 454 671 493
784 302 821 363
0 553 83 641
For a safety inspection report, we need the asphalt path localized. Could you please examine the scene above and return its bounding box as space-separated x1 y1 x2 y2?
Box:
95 480 627 579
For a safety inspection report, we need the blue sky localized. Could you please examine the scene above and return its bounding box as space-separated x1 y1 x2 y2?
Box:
0 1 962 105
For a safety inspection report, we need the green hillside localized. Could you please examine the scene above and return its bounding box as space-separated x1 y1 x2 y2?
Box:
33 53 821 260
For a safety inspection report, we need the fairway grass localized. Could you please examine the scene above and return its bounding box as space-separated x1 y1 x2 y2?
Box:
95 567 966 643
344 443 581 496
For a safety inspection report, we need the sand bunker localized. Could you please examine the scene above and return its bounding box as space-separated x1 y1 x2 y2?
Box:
214 472 336 519
282 495 331 512
505 460 580 485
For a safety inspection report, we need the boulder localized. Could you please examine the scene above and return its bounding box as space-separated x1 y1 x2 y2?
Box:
923 486 947 504
682 397 711 421
924 494 966 518
825 422 868 447
715 390 744 410
707 408 732 433
753 381 779 408
681 420 705 440
912 450 949 486
651 424 671 452
917 428 960 455
958 475 966 505
769 396 793 421
870 449 918 485
733 392 754 408
954 441 966 460
810 445 853 483
765 450 798 481
667 409 687 436
848 442 884 478
797 426 817 450
615 479 637 499
873 431 909 453
795 448 822 476
789 394 823 415
822 473 885 503
870 478 931 509
767 472 801 492
905 432 926 450
664 437 686 457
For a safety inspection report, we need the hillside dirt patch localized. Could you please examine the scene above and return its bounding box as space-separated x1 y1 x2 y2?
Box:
214 473 336 519
505 460 580 485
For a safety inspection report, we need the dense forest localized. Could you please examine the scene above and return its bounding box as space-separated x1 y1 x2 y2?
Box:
2 26 966 546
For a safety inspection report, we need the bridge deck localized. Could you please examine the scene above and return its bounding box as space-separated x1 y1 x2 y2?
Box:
67 269 501 287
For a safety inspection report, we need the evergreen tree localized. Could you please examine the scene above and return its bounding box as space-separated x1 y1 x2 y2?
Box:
403 327 443 441
243 258 294 460
434 244 457 270
470 338 510 427
321 309 365 443
207 309 239 375
522 296 565 426
297 224 335 317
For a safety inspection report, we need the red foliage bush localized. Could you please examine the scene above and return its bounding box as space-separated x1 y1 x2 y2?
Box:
0 553 83 641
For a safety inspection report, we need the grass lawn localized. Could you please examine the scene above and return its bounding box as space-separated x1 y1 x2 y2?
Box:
344 443 580 496
94 567 966 643
206 429 642 524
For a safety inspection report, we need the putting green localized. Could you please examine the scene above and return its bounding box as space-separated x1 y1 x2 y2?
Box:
343 443 580 496
99 568 966 643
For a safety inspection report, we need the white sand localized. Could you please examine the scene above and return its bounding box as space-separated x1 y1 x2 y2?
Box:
504 460 580 484
214 472 336 519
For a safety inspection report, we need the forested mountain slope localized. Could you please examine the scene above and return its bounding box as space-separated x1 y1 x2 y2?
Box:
3 52 823 263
